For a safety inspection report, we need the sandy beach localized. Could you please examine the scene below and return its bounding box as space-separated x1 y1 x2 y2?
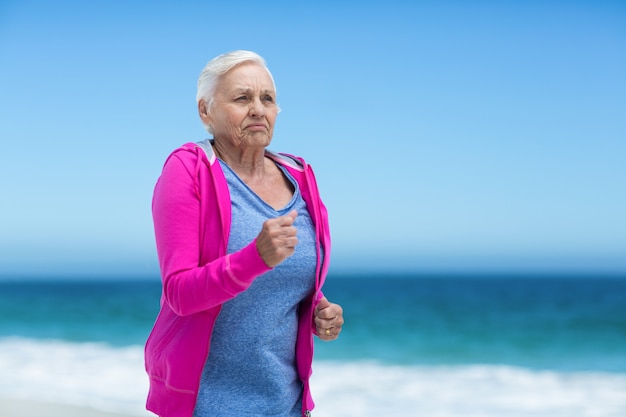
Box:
2 398 139 417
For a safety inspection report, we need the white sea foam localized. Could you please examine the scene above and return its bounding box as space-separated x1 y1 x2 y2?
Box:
2 337 626 417
311 362 626 417
0 337 151 415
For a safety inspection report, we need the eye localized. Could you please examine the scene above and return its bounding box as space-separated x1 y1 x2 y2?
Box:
234 95 248 102
263 95 275 103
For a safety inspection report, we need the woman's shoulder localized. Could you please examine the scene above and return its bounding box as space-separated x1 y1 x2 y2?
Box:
265 149 305 171
162 140 216 166
194 139 216 161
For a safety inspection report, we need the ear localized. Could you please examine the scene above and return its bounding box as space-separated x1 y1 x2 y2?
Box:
198 99 211 126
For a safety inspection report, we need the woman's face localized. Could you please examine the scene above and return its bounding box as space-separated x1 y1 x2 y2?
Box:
202 62 278 149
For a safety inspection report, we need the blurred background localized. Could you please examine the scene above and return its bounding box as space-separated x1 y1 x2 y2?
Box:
1 1 625 416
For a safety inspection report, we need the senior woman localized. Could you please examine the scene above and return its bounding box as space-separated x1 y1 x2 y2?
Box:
144 50 344 417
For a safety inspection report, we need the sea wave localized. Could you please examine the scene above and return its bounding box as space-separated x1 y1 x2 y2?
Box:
312 361 626 417
1 337 625 417
0 337 150 415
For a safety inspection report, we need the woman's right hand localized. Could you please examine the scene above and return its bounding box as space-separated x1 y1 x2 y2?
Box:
255 210 299 267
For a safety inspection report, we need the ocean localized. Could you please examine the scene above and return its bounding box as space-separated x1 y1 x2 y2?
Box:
1 273 625 416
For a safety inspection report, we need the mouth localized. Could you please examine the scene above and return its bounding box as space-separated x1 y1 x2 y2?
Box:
246 123 268 131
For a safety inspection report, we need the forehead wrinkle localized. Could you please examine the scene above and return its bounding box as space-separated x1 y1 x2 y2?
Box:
231 87 275 95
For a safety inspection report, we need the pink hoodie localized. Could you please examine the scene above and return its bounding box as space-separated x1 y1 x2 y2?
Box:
145 141 331 417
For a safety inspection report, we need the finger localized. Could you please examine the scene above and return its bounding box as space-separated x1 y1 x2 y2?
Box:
316 302 342 320
317 325 341 341
264 217 297 240
315 318 342 335
256 213 299 267
315 300 344 340
314 297 330 314
276 210 298 227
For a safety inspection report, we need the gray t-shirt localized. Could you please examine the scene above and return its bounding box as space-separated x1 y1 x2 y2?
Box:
193 160 317 417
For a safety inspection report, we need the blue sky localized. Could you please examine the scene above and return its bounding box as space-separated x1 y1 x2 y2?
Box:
1 1 625 277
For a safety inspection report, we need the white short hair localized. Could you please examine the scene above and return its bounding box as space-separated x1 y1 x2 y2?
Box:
196 50 279 134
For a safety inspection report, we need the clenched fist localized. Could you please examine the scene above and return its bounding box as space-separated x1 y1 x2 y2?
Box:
256 210 298 268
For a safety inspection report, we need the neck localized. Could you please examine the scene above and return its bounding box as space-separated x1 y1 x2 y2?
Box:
213 141 268 180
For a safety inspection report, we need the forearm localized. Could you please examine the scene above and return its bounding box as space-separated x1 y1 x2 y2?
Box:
152 154 271 316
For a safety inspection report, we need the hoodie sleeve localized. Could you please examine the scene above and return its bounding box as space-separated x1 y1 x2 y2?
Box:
152 151 271 317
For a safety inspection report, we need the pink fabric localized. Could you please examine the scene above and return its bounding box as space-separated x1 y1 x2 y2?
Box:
145 142 331 417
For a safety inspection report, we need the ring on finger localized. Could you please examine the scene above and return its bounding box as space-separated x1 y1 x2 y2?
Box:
325 328 331 336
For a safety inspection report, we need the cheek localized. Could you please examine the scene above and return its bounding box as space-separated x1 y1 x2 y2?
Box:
214 111 244 132
267 112 278 128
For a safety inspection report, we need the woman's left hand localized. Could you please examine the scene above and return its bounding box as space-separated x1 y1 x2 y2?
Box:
314 297 344 341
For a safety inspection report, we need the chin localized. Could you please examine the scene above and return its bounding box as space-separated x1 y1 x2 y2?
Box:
246 134 272 147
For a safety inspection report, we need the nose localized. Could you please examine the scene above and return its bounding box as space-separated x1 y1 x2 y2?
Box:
249 97 265 117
